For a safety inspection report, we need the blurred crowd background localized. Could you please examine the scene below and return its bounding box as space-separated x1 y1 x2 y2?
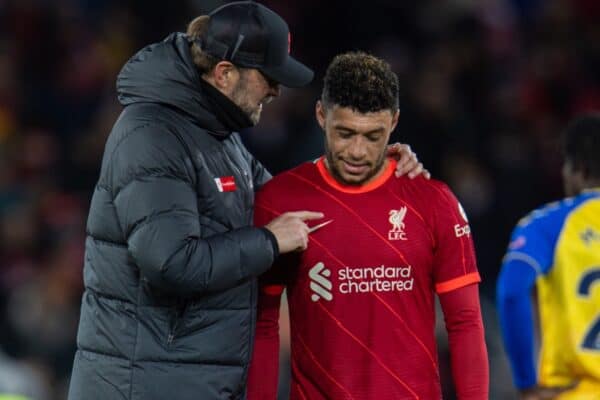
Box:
0 0 599 399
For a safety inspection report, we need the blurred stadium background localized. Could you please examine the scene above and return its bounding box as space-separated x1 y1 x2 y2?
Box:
0 0 599 398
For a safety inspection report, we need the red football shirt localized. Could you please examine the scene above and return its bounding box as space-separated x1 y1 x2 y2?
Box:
248 158 482 399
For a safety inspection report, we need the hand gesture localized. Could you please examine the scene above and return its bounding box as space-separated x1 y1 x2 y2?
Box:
265 211 324 253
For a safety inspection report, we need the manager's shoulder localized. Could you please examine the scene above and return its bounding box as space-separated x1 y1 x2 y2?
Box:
101 109 195 190
107 105 184 152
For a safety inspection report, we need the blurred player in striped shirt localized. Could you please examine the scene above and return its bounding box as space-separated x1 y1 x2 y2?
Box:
247 52 489 400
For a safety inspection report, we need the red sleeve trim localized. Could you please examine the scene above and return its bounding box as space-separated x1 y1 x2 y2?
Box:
261 284 285 295
435 272 481 294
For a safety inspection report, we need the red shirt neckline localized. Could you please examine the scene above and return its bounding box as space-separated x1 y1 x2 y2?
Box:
316 156 396 194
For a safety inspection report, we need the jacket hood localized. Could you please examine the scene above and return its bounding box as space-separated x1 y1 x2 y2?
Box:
117 33 233 133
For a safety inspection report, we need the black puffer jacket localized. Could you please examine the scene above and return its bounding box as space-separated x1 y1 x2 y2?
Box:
67 33 276 400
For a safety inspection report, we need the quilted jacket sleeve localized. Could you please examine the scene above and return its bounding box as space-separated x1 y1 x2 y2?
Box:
109 124 275 296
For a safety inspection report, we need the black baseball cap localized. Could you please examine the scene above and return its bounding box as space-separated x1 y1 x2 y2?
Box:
197 1 314 88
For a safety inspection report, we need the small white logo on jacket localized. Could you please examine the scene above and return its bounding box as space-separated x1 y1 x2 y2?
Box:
214 176 236 192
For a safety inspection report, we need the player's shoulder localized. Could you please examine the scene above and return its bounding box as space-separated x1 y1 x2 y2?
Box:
396 175 455 202
506 194 598 268
516 194 591 230
259 161 316 194
420 177 453 194
387 176 466 222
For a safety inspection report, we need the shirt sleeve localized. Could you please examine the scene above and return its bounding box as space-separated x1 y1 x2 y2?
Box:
247 251 297 399
247 186 289 399
439 284 489 399
246 280 283 400
496 257 538 389
496 215 554 389
430 183 481 294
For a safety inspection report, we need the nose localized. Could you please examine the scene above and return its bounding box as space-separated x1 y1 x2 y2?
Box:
347 136 367 160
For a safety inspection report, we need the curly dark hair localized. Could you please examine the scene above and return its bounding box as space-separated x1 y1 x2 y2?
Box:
565 113 600 179
321 51 399 114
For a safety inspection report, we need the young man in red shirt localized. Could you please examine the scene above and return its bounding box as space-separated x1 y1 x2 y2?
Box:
247 52 489 400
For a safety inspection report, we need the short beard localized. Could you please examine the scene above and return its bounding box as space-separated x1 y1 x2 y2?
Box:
324 136 387 186
230 72 261 125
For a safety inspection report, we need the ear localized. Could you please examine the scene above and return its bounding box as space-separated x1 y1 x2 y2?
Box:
390 109 400 131
211 61 238 93
316 101 326 130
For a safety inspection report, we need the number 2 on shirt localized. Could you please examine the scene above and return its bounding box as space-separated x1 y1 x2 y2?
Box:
578 267 600 350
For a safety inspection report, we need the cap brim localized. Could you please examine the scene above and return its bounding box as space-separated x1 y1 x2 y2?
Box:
260 56 314 88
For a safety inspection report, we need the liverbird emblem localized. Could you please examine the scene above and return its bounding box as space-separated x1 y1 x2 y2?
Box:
388 207 408 240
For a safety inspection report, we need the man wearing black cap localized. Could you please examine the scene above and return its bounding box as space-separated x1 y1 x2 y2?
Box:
67 2 423 399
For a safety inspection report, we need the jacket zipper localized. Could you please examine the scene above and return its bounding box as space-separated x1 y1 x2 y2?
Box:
229 160 253 218
222 142 253 205
167 304 186 346
167 309 177 345
231 161 252 189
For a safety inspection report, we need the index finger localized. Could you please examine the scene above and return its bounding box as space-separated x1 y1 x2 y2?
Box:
285 211 325 221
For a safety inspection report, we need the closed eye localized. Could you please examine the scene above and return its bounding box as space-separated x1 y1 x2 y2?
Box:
337 130 355 139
